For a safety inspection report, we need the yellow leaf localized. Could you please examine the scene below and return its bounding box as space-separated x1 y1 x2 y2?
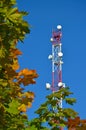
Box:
18 104 26 112
18 92 22 98
25 92 34 98
12 60 20 70
27 102 32 108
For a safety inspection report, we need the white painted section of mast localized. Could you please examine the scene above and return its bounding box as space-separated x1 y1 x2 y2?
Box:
60 98 63 108
52 45 54 73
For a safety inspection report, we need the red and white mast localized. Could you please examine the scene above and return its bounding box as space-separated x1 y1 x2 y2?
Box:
46 25 65 129
46 25 65 91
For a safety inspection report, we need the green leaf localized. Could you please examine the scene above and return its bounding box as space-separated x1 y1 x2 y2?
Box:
65 98 76 105
63 108 78 118
0 79 8 87
6 99 20 114
7 7 18 16
26 126 37 130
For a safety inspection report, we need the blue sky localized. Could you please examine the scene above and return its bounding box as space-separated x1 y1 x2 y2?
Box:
17 0 86 120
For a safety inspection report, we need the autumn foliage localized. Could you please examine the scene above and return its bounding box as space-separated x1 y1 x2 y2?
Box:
66 117 86 130
0 0 38 129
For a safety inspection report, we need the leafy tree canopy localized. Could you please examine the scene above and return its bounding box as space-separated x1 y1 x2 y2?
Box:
29 87 86 130
0 0 38 129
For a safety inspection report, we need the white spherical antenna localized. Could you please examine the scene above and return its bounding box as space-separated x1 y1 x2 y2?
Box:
48 55 52 60
57 25 62 30
50 38 54 42
58 82 63 87
46 83 51 89
59 60 63 64
58 52 63 57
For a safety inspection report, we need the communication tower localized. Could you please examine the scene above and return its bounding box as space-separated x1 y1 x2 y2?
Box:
46 25 65 130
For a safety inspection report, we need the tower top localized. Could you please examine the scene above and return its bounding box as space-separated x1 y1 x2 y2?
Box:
50 25 62 44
